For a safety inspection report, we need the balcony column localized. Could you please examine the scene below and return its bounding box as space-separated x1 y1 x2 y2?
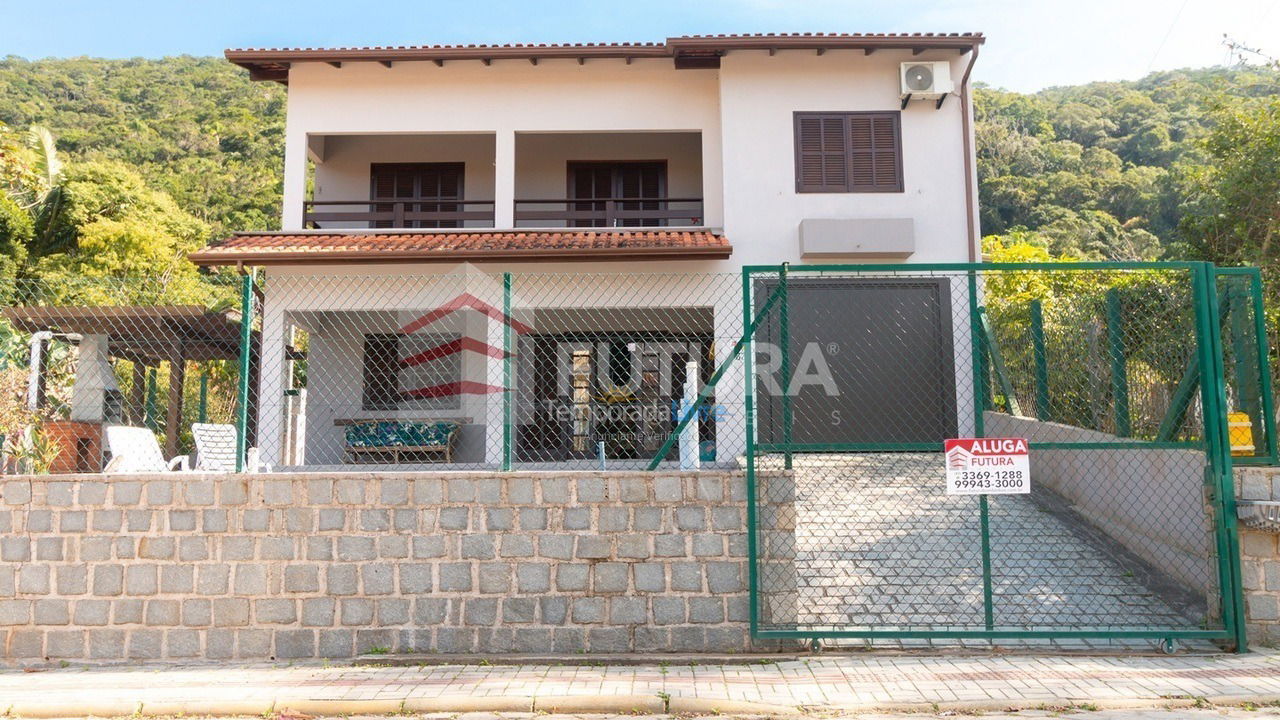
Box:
281 129 308 230
493 130 516 229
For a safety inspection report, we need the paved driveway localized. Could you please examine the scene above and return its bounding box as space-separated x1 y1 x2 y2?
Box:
760 453 1214 648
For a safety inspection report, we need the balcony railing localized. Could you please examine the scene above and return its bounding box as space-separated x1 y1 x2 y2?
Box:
514 198 703 227
303 199 496 229
301 197 705 229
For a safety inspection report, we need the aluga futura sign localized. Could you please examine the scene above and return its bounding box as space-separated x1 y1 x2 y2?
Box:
943 437 1031 495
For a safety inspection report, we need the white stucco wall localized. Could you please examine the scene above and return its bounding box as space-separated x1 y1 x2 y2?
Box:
257 50 982 467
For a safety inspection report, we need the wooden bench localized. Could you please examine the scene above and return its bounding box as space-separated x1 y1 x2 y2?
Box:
334 419 465 464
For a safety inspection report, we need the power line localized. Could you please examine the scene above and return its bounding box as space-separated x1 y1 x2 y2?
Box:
1148 0 1191 72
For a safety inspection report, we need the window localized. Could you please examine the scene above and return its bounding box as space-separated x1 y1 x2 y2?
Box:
369 163 465 228
567 161 667 227
794 112 903 193
362 333 462 411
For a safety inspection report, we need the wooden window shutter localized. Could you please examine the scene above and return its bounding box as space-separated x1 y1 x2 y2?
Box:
796 111 903 193
795 114 849 192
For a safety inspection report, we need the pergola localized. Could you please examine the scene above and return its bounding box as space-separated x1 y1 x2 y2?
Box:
2 305 252 456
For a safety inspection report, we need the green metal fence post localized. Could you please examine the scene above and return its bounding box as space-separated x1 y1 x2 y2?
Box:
503 271 513 472
779 263 792 470
979 308 1021 416
1030 299 1051 421
198 371 208 424
235 270 254 473
1194 262 1246 652
968 271 995 630
1106 288 1131 437
743 268 759 637
1249 270 1278 461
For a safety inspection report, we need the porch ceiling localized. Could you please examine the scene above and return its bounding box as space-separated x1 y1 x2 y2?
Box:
188 229 732 266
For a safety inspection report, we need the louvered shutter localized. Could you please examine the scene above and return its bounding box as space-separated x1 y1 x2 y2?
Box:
796 111 903 193
795 114 849 192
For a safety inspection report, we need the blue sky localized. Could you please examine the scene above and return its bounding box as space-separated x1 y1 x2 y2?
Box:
2 0 1278 91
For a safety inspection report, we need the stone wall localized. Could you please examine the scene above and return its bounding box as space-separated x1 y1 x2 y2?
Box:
985 412 1216 595
1236 465 1280 646
0 470 793 663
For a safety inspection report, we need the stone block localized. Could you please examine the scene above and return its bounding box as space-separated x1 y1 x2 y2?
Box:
160 565 194 594
202 509 229 533
167 629 201 658
260 537 295 561
2 480 32 505
438 562 472 591
182 598 212 626
46 629 85 658
414 597 448 625
236 629 272 658
318 508 346 531
183 479 216 505
145 599 180 626
587 627 630 653
196 564 229 595
634 563 666 592
541 596 569 625
675 506 706 531
1 537 30 561
255 598 297 624
74 599 111 626
234 564 268 595
478 563 511 594
438 506 470 531
335 477 365 504
113 598 144 624
318 629 354 658
575 535 611 559
241 508 271 531
655 534 686 557
633 506 664 531
465 597 498 625
376 597 410 625
360 509 390 531
556 563 589 592
0 599 30 625
540 477 571 504
609 597 647 624
326 564 359 595
168 510 197 531
507 477 535 504
689 597 725 623
263 479 293 505
307 478 333 504
340 598 374 625
563 506 590 530
93 565 124 596
302 597 335 626
128 629 163 659
652 596 686 625
362 564 394 595
447 477 475 502
337 536 376 561
538 534 573 560
462 534 496 559
599 507 629 532
221 535 255 560
670 562 703 592
213 598 251 627
577 477 606 502
218 478 248 505
56 564 87 595
284 565 320 593
127 510 154 532
138 536 175 560
286 508 314 533
36 537 63 561
88 629 125 659
34 599 69 625
516 563 550 593
592 562 628 593
617 534 650 559
571 597 604 624
380 477 409 505
18 565 49 594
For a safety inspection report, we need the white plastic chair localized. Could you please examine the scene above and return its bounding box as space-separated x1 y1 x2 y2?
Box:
102 425 188 473
191 423 238 472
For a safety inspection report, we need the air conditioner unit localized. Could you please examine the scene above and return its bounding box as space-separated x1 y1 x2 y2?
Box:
899 61 954 100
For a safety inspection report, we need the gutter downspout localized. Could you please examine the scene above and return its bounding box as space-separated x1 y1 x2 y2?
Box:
959 42 981 263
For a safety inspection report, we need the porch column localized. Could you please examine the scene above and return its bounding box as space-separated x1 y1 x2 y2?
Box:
493 130 516 229
281 128 309 230
713 292 746 463
165 345 186 458
257 291 288 468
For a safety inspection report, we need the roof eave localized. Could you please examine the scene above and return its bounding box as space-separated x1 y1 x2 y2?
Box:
188 245 734 267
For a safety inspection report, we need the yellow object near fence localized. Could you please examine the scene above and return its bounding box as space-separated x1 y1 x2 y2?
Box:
1229 412 1255 456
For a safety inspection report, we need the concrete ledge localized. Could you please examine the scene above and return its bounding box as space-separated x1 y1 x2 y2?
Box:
354 652 804 666
668 696 802 715
535 694 666 713
403 696 535 712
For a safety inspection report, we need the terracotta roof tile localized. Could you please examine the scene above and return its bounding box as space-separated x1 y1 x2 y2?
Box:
189 229 732 266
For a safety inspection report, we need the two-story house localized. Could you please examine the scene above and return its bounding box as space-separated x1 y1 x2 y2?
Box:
190 32 985 469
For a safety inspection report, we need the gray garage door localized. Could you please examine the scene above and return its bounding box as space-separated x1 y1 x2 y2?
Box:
756 277 958 445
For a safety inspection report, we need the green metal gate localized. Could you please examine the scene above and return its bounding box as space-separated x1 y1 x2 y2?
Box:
744 261 1255 651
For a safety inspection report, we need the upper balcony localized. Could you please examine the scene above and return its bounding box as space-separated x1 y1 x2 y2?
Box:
301 131 706 231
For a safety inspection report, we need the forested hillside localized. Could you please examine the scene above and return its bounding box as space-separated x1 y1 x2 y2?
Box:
0 55 1277 278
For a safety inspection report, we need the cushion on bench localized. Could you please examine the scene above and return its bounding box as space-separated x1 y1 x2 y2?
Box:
345 421 458 448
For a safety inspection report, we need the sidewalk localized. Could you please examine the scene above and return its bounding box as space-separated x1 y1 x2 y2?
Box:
3 651 1280 717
